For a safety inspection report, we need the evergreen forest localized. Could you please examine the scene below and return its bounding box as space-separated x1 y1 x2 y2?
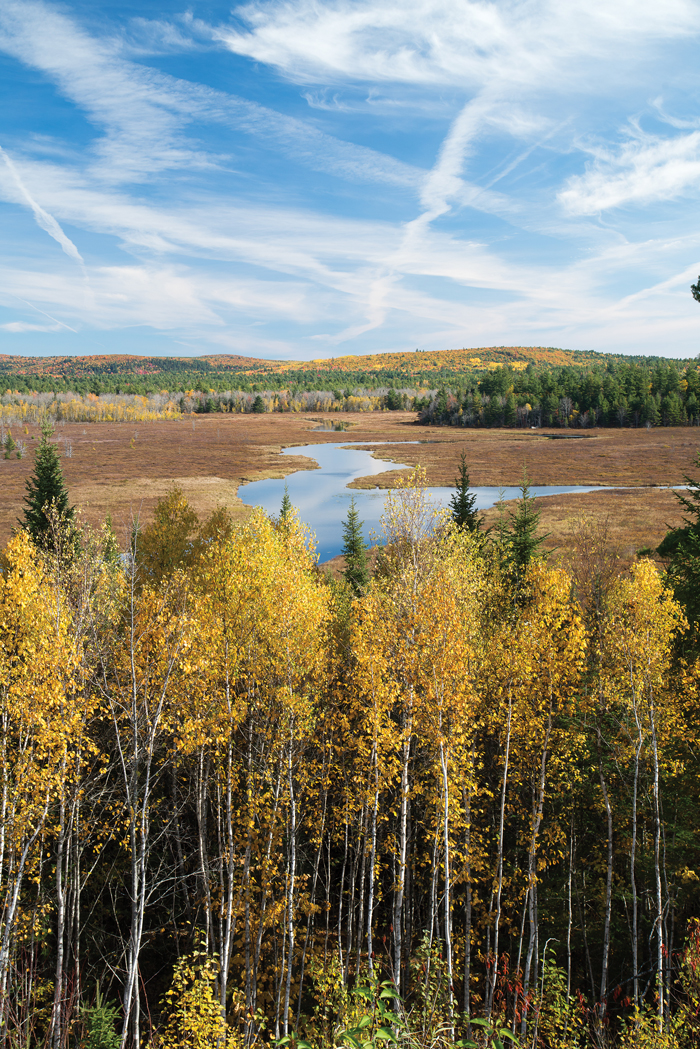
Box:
2 441 700 1049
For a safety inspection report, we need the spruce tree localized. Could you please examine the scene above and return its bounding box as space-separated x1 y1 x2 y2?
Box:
341 497 370 595
449 453 482 531
506 473 548 583
21 422 74 546
278 485 293 532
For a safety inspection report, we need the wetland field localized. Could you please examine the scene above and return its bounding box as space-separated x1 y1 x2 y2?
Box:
1 410 696 561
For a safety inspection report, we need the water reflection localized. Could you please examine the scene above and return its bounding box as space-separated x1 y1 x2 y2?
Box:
238 442 607 562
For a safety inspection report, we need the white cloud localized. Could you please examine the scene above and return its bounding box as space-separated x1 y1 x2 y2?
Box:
0 321 61 332
0 145 85 266
560 129 700 214
217 0 699 89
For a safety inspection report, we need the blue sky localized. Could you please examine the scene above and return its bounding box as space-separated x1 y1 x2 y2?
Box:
2 0 700 360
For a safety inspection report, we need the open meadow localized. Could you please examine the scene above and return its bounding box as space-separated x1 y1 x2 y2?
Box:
2 410 697 559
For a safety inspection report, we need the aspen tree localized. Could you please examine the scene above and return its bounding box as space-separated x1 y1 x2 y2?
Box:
97 557 193 1049
603 561 684 1032
0 533 83 1034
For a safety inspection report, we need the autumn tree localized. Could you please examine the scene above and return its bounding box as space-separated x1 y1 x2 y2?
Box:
0 532 87 1036
132 486 199 588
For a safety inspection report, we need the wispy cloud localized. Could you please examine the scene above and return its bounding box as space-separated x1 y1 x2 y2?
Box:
0 145 85 265
217 0 699 89
0 1 431 193
559 128 700 214
0 321 62 332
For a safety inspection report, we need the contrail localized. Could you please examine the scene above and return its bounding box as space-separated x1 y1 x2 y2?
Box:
19 297 78 333
0 145 86 269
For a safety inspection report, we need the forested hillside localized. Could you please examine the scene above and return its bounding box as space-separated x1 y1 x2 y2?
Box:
1 349 699 428
0 347 627 394
2 460 700 1049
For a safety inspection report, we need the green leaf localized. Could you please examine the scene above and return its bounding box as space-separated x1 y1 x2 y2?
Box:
355 987 374 1001
276 1038 291 1047
469 1019 490 1029
337 1034 360 1049
494 1040 504 1049
378 989 402 1001
374 1028 398 1043
498 1032 518 1044
356 1016 372 1030
455 1042 477 1048
296 1041 312 1048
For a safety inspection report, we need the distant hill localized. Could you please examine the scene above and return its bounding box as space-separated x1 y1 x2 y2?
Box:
0 345 687 389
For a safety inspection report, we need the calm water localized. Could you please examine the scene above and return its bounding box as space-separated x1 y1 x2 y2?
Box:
237 442 608 562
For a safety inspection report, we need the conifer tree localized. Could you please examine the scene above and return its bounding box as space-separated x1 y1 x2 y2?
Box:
280 484 292 524
21 422 73 546
341 497 370 595
507 473 548 582
449 453 482 531
275 484 294 537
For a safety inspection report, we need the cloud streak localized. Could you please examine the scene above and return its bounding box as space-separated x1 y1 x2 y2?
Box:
0 145 85 265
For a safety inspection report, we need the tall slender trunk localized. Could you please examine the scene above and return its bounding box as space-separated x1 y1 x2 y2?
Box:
439 739 453 1030
649 692 664 1030
298 790 327 1022
282 721 296 1037
252 760 283 1031
196 749 213 952
223 733 243 1018
51 778 67 1049
345 810 362 981
462 764 473 1022
596 729 614 1023
393 733 411 986
630 702 644 1011
338 808 348 975
564 826 573 1042
0 792 50 1031
520 706 552 1039
355 805 367 978
366 751 379 976
487 692 512 1019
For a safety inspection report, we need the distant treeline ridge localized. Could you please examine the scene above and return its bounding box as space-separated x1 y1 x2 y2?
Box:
2 356 700 426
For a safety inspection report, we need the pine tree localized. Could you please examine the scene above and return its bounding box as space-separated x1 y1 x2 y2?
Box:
449 453 482 531
341 497 370 595
21 422 74 546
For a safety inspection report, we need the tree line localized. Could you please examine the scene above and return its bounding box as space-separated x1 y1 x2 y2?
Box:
1 430 700 1049
419 359 700 428
6 356 700 430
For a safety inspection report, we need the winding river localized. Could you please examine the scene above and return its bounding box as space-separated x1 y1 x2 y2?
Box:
238 442 608 562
